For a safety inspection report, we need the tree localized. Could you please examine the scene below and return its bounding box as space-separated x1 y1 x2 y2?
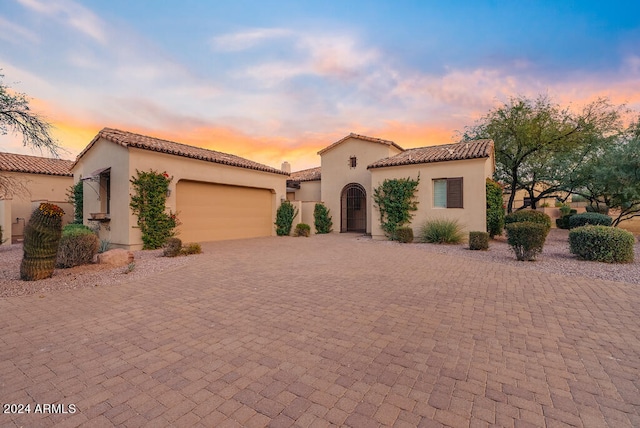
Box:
463 95 623 213
1 73 60 197
570 120 640 226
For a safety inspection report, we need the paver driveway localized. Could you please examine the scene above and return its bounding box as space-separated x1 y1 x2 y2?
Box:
1 234 639 427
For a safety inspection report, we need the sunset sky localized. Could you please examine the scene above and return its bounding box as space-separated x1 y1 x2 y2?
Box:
2 0 640 171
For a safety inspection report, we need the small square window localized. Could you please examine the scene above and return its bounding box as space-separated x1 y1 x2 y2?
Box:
433 177 463 208
350 156 357 168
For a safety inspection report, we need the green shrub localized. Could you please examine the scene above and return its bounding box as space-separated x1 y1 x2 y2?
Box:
585 204 609 214
555 214 572 230
504 210 552 232
62 223 94 236
313 203 333 234
163 237 182 257
569 226 634 263
373 176 420 240
419 218 464 244
66 181 84 224
180 242 202 255
486 179 505 238
275 200 298 236
294 223 311 237
469 231 489 250
568 212 612 229
505 222 548 261
559 204 572 216
395 226 414 243
56 226 99 268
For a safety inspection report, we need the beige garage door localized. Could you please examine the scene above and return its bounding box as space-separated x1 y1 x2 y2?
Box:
176 180 273 242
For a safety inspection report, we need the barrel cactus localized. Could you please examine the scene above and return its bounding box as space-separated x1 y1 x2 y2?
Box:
20 203 65 281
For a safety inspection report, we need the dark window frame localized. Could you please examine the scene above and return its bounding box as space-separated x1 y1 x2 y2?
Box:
433 177 463 209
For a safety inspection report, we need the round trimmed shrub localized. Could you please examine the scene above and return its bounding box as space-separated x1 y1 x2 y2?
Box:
505 221 548 261
469 231 489 250
568 212 612 229
569 226 634 263
504 210 552 232
395 226 414 243
294 223 311 237
56 224 99 268
163 237 182 257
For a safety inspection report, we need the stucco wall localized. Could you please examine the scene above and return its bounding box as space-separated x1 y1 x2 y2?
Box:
294 180 321 201
0 171 73 244
369 157 492 240
320 138 402 234
72 139 131 248
73 138 287 249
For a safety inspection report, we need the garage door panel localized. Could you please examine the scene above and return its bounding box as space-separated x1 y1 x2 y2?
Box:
176 180 273 242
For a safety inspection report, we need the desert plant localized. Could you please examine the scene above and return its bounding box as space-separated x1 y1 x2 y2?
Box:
395 226 414 243
293 223 311 237
0 225 6 244
124 262 136 274
569 226 634 263
275 200 298 236
373 176 420 240
163 237 183 257
568 212 612 229
504 210 552 232
313 203 333 234
486 179 504 238
180 242 202 255
469 231 489 250
56 224 99 268
419 218 464 244
130 170 178 249
559 204 572 216
20 203 64 280
505 221 548 261
98 239 111 253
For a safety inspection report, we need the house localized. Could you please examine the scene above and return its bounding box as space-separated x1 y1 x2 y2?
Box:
71 128 288 250
287 134 495 239
0 152 74 245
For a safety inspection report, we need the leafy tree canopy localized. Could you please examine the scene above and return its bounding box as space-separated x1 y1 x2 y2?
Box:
462 94 624 213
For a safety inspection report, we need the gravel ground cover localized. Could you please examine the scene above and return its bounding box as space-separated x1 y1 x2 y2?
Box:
1 229 638 298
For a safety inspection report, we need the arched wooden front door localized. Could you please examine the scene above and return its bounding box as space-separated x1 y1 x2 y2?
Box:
341 183 366 233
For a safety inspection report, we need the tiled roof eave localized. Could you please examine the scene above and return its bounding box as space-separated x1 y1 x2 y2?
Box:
368 153 490 169
128 143 289 176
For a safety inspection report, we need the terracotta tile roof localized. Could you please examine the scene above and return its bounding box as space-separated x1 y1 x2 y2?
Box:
74 128 288 175
0 152 73 176
367 139 494 169
317 133 404 155
288 166 321 183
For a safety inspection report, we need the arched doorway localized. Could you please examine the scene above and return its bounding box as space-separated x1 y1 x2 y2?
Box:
341 183 366 233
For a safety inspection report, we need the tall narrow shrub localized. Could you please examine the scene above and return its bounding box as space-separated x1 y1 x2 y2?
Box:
20 203 64 280
130 170 178 249
373 176 420 240
314 203 333 234
66 180 84 224
275 200 298 236
486 178 505 238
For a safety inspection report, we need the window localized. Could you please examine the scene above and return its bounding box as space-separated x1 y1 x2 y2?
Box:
433 177 463 208
100 170 111 214
350 156 357 168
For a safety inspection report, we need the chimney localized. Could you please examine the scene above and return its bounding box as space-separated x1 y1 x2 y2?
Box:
281 161 291 173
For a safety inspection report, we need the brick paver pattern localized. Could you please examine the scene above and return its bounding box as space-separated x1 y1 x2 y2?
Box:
1 234 639 427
